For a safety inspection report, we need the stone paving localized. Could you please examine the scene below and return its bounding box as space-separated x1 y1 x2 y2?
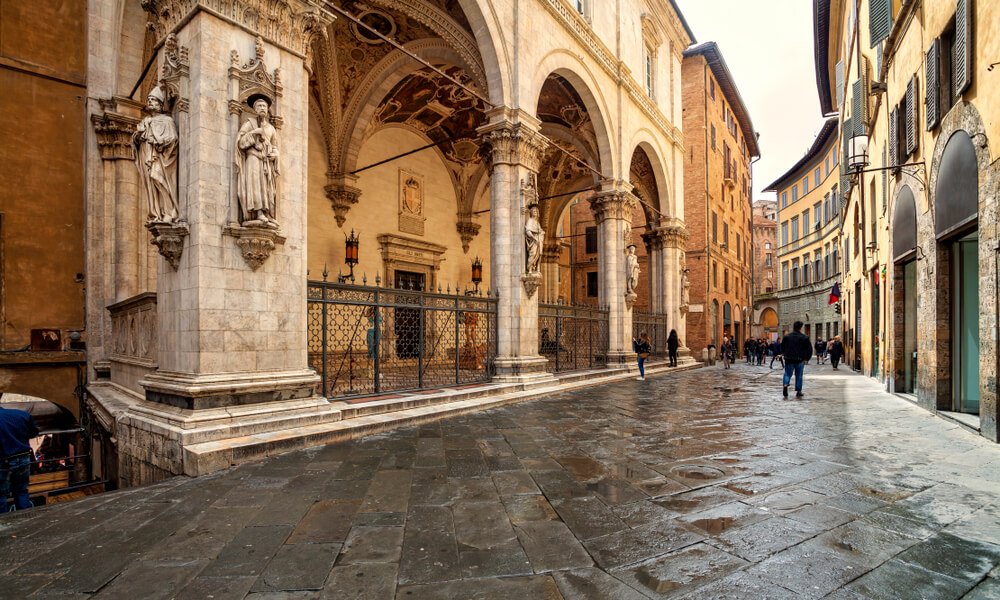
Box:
3 363 1000 599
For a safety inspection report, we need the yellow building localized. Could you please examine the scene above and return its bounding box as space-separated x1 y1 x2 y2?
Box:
765 118 842 343
815 0 999 441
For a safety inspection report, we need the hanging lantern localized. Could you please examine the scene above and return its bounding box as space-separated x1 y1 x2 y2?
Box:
471 256 483 293
345 229 359 267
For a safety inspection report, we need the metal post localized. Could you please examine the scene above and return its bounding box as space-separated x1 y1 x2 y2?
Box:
554 308 561 373
321 281 328 398
454 295 460 385
374 287 381 394
418 288 425 389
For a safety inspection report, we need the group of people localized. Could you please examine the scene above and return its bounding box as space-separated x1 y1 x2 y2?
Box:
632 329 682 381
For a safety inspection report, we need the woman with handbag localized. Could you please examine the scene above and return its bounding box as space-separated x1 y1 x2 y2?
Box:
633 332 652 381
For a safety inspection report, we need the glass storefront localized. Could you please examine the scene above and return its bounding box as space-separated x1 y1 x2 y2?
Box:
902 260 917 394
952 231 980 414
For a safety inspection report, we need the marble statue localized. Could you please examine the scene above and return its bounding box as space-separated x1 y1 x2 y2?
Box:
681 269 690 307
625 244 640 295
524 204 544 274
134 85 179 223
236 94 280 227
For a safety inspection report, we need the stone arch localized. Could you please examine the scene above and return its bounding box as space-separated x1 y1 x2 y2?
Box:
451 0 511 106
530 51 617 178
891 184 917 262
760 307 778 329
627 132 673 219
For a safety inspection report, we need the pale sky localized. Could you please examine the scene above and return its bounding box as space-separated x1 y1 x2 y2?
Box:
674 0 827 200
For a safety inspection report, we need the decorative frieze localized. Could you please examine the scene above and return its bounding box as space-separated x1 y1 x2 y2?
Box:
108 292 158 368
141 0 334 58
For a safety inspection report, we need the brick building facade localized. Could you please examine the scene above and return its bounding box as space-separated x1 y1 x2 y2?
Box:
751 200 779 338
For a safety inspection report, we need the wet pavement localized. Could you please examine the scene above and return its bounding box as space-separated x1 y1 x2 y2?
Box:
3 362 1000 599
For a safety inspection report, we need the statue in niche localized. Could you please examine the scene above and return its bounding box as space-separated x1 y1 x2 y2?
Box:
625 244 640 295
134 85 179 223
681 268 690 307
524 204 544 274
236 94 280 228
402 176 422 215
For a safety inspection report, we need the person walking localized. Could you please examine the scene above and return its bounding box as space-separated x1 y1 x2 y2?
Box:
829 336 844 370
814 338 824 365
780 321 813 398
667 329 680 367
756 339 766 366
633 332 651 381
1 404 39 513
769 338 783 369
720 336 732 369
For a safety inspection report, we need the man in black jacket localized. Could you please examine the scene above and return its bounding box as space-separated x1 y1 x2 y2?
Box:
780 321 813 398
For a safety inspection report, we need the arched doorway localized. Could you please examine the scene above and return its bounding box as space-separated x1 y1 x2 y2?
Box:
934 130 979 414
892 185 917 394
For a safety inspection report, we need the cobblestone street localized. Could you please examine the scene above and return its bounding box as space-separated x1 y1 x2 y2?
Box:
3 364 1000 599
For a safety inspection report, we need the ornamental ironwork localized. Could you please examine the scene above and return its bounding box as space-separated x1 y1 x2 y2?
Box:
538 302 609 373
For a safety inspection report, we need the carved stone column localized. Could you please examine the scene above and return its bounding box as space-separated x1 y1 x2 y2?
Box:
540 244 562 304
590 181 639 367
477 108 553 382
136 0 334 408
642 230 663 313
655 219 689 344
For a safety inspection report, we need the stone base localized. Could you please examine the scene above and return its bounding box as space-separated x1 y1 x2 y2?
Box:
607 351 639 371
139 369 320 410
491 355 555 384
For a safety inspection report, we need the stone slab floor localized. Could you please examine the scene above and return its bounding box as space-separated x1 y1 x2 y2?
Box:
3 363 1000 599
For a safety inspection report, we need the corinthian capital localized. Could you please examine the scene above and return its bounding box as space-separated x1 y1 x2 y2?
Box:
477 120 549 174
142 0 334 57
588 185 638 224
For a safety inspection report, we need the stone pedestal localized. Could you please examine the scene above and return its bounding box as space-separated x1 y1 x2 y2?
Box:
477 109 554 383
591 182 638 367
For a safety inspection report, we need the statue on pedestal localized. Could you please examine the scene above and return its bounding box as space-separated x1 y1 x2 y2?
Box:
524 204 544 274
681 268 691 309
625 244 640 295
134 86 179 223
236 94 280 228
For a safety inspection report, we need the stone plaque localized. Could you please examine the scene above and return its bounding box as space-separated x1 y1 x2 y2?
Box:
688 304 704 313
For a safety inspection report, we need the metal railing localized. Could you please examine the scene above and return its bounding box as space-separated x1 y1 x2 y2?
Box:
307 277 498 399
632 311 670 359
538 302 609 372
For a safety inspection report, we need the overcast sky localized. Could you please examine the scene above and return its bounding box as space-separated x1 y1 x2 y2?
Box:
674 0 826 200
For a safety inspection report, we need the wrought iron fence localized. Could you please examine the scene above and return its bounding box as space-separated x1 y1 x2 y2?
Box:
538 302 609 372
307 278 498 399
632 311 670 359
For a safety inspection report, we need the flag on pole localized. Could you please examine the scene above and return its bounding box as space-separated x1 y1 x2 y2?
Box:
829 282 841 305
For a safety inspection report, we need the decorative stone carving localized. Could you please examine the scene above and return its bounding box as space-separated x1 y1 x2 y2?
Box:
398 170 425 235
141 0 334 57
147 222 190 270
235 94 281 227
524 201 544 274
478 122 549 173
134 86 180 224
158 33 190 113
625 244 640 295
325 179 361 228
680 268 691 314
521 272 542 298
223 225 286 271
456 217 481 254
108 292 158 368
92 112 139 160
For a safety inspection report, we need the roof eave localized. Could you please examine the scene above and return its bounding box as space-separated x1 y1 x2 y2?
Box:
814 0 835 115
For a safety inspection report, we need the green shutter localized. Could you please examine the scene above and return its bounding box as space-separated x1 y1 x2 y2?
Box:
851 81 866 135
888 107 898 170
881 146 887 212
925 39 940 130
905 76 918 156
835 61 845 107
869 0 893 47
954 0 973 96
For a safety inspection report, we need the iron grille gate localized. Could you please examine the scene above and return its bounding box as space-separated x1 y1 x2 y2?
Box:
538 303 609 372
308 280 497 399
632 311 670 360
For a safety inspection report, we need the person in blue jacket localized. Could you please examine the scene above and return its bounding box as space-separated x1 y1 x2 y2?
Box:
0 404 39 513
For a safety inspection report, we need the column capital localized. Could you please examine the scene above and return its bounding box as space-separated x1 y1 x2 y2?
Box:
477 109 548 174
652 221 689 249
588 187 638 224
91 98 143 161
142 0 335 57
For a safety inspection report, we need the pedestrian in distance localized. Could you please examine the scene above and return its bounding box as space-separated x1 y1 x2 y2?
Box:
667 329 680 367
756 339 766 366
781 321 813 398
744 338 754 364
633 332 651 381
814 337 825 365
769 339 784 369
1 404 39 514
829 336 844 370
721 336 733 369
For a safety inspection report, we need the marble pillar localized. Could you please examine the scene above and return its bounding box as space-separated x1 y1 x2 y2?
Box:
540 244 561 304
137 2 334 409
657 221 689 344
590 181 638 366
477 108 553 382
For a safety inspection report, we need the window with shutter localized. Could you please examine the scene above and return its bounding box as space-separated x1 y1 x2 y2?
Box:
881 146 887 212
869 0 892 47
876 44 883 80
852 81 864 135
888 107 898 172
835 61 845 107
926 39 941 130
953 0 972 97
905 76 918 156
863 57 872 124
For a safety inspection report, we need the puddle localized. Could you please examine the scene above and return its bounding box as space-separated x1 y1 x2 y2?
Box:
689 516 736 534
670 465 727 480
